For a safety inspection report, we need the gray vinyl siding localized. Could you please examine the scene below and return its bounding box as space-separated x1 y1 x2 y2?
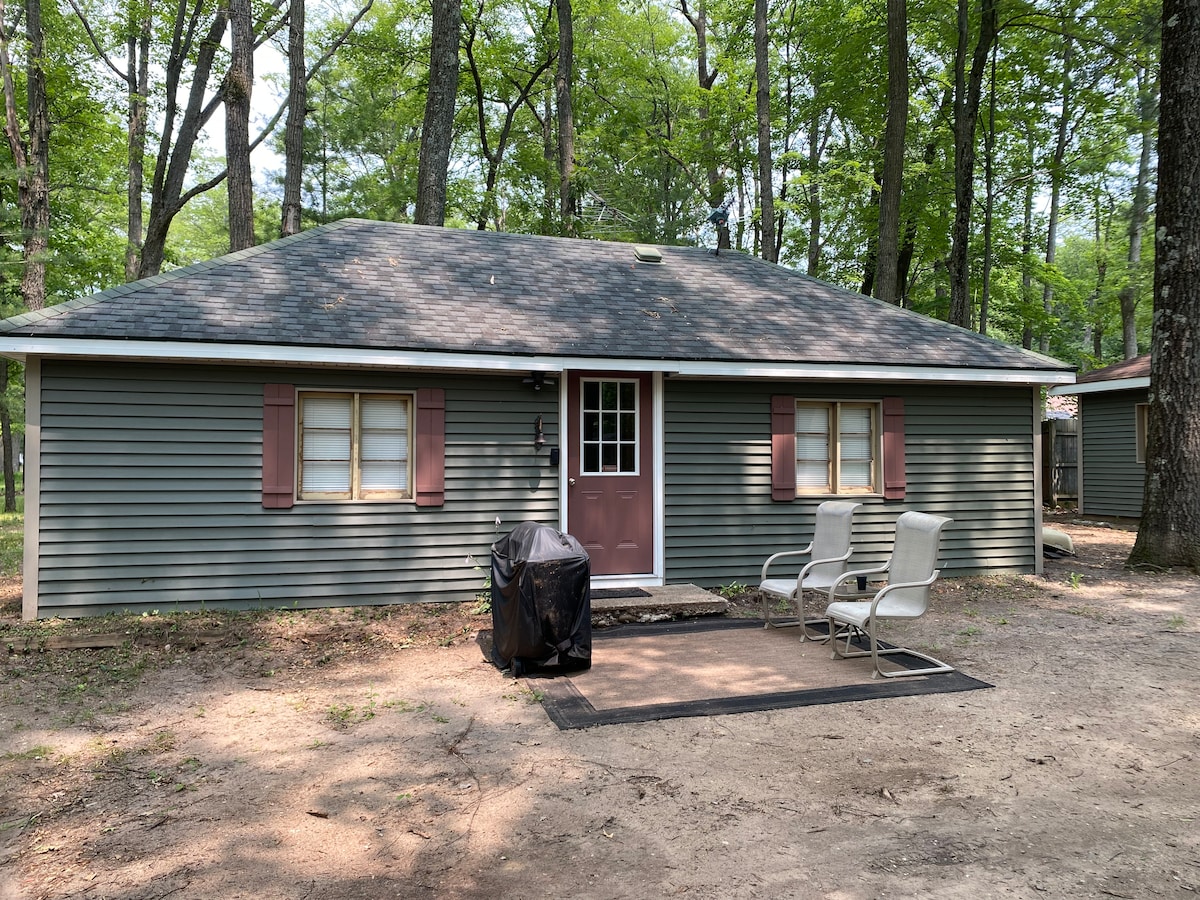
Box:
663 380 1037 586
34 361 560 617
1080 390 1146 517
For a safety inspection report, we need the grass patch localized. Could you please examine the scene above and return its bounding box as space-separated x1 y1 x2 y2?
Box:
0 509 22 577
2 744 55 761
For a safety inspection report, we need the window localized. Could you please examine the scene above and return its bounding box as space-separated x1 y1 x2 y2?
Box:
581 379 639 474
794 401 880 495
297 392 412 500
1135 402 1148 464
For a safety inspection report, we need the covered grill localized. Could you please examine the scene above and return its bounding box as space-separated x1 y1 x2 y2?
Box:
489 522 592 675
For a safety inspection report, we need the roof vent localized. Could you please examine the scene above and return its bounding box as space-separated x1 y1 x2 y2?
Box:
633 244 663 263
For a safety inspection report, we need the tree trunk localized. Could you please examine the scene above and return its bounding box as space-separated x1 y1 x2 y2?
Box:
125 3 150 280
1128 0 1200 571
860 161 880 295
1039 33 1074 354
0 0 51 311
555 0 574 236
680 0 729 250
140 6 230 277
947 0 997 329
874 0 907 304
754 0 775 263
1020 123 1035 349
806 104 823 276
226 0 256 251
541 91 554 232
281 0 307 237
1119 62 1156 359
896 87 950 302
21 0 48 310
466 11 554 232
979 40 996 335
415 0 461 226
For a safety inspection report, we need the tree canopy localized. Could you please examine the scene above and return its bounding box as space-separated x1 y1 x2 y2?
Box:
0 0 1166 370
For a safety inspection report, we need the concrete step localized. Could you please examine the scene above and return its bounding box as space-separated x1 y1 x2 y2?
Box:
590 583 728 626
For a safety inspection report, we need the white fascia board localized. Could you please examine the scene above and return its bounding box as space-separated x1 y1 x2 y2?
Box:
1049 376 1149 396
667 360 1074 385
0 336 1074 385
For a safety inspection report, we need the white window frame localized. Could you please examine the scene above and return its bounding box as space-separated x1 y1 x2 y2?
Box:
296 390 414 501
794 400 882 496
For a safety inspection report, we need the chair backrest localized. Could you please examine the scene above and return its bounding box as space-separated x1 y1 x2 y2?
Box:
878 511 952 615
804 500 862 588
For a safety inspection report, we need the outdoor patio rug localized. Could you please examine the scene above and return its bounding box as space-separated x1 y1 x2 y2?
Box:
533 617 991 729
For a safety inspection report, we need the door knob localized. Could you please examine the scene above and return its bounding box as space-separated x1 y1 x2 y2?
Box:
568 477 576 486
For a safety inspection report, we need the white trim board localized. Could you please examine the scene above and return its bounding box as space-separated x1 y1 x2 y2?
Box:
1049 376 1149 396
0 337 1075 387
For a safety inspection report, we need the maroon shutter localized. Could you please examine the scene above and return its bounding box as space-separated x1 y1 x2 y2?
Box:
414 388 446 507
882 396 906 500
263 384 296 509
771 395 797 501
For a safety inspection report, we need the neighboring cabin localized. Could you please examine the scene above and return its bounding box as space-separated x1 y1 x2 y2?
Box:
1048 355 1150 518
0 219 1074 619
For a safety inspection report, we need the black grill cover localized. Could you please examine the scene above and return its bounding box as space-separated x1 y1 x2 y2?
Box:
490 521 591 675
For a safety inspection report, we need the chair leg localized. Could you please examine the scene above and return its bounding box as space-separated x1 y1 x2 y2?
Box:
828 616 955 678
764 592 804 630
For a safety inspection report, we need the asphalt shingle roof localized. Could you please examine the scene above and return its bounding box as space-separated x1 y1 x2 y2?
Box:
1076 354 1150 383
0 218 1070 373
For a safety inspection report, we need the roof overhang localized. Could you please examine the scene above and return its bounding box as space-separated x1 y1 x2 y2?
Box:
0 337 1076 386
1049 376 1149 396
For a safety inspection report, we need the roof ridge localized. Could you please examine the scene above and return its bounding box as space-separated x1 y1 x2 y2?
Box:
0 220 353 334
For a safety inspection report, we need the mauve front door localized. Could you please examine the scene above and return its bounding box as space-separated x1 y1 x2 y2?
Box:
565 372 654 575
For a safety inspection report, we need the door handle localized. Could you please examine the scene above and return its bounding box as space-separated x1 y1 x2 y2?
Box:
568 477 576 486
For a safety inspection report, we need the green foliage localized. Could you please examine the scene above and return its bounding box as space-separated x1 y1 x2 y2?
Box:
0 510 21 577
0 0 1161 371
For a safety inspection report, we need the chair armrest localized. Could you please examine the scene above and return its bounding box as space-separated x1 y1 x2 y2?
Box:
826 563 890 600
868 569 941 616
798 547 853 582
760 543 815 581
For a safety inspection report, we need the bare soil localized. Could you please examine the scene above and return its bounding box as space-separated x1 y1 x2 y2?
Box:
2 515 1198 899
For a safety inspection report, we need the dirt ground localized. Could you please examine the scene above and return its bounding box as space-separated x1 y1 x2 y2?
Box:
1 514 1198 899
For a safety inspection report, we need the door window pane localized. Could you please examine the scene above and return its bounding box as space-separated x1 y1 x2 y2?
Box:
581 379 639 474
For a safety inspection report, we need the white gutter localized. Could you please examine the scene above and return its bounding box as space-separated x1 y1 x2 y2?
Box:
1049 376 1149 396
0 336 1075 386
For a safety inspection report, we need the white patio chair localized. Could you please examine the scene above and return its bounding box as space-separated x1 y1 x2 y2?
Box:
824 510 954 678
759 500 862 639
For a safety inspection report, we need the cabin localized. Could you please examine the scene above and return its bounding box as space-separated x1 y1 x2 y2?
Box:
1048 355 1150 517
0 219 1075 619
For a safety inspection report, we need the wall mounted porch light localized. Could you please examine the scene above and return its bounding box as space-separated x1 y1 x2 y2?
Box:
533 415 546 450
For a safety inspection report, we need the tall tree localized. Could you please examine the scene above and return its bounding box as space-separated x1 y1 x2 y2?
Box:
947 0 997 328
226 0 255 250
281 0 306 236
0 0 50 311
554 0 574 235
874 0 907 303
1038 31 1074 354
753 0 774 261
415 0 461 225
124 1 150 279
1128 0 1200 571
1119 57 1156 358
679 0 729 250
463 0 554 231
139 2 230 275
